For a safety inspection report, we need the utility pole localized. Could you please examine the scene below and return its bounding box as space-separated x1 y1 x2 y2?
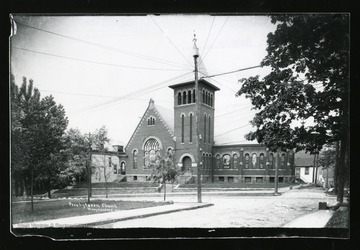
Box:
193 33 202 203
87 150 92 204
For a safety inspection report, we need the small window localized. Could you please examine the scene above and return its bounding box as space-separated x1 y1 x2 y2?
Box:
193 89 196 102
133 176 137 181
189 113 193 143
210 94 213 107
280 153 285 168
279 177 284 183
233 154 238 169
133 149 138 169
178 92 182 105
245 153 250 169
147 117 155 126
245 177 252 183
216 154 221 168
305 167 309 175
183 91 187 104
256 177 263 183
259 153 265 169
269 153 274 169
219 176 225 182
188 90 192 103
269 177 275 183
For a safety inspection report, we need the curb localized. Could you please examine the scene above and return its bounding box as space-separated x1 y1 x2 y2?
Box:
86 203 214 227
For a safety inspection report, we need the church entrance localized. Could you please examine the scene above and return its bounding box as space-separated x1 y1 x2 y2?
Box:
182 156 192 173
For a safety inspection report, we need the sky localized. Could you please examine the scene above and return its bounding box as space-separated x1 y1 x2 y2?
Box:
10 14 277 147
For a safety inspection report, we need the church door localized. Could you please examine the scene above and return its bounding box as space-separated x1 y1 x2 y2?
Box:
182 156 192 173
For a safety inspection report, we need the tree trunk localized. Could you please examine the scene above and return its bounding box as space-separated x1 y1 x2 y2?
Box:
48 178 51 199
334 141 340 193
274 151 279 194
337 138 347 204
23 178 27 198
31 169 34 213
163 180 166 201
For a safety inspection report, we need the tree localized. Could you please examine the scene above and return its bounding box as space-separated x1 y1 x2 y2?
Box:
318 144 336 189
148 150 178 201
236 15 349 203
10 75 68 211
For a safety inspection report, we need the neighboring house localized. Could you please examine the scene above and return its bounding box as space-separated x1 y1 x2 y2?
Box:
294 150 334 188
93 77 296 184
294 150 316 183
91 149 127 183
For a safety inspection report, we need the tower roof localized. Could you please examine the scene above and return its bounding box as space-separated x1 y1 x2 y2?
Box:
168 78 220 91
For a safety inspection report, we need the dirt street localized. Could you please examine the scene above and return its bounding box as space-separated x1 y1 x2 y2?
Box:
98 187 337 228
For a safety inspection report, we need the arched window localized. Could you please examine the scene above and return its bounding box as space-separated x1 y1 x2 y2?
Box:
147 116 155 126
233 154 238 168
167 147 174 156
178 92 182 105
202 89 205 103
144 138 160 167
188 90 192 104
183 91 187 104
133 149 138 169
189 113 193 143
208 115 211 143
223 154 231 169
207 92 210 105
203 114 207 143
252 153 257 168
210 94 213 107
281 153 286 168
193 89 196 102
245 153 250 169
216 154 221 168
181 114 185 143
259 153 265 169
269 153 274 169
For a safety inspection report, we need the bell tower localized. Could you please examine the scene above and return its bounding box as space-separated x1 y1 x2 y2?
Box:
169 79 220 171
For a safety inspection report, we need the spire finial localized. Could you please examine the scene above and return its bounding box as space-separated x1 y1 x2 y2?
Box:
193 31 199 57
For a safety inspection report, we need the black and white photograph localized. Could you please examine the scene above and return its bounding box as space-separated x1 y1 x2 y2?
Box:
9 14 350 240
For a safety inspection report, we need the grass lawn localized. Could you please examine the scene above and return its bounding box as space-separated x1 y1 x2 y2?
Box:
11 199 170 224
326 206 349 228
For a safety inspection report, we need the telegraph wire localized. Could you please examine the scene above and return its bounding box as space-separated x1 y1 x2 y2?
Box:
76 72 193 114
201 65 262 79
214 123 252 138
215 105 253 118
201 16 229 62
148 16 193 67
15 20 193 71
14 47 190 72
200 16 216 59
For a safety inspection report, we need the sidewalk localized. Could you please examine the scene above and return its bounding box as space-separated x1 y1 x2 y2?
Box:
12 202 213 228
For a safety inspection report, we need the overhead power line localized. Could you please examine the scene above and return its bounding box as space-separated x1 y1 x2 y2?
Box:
15 20 193 71
76 72 193 114
200 16 216 59
14 47 189 72
214 123 252 138
201 65 262 79
148 16 193 67
202 16 229 62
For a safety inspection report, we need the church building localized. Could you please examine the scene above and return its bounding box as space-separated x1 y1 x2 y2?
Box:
111 78 295 185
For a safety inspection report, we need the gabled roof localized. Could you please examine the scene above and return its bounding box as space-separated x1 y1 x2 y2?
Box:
294 150 315 167
154 103 174 134
125 99 174 151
